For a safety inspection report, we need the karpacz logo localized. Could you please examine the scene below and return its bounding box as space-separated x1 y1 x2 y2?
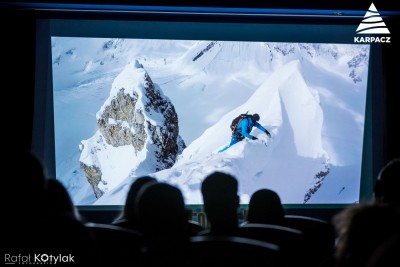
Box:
354 36 391 43
354 3 391 43
4 253 75 264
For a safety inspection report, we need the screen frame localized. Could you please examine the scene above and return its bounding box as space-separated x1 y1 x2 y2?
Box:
29 4 392 213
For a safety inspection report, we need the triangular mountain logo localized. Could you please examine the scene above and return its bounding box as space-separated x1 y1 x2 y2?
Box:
356 3 390 34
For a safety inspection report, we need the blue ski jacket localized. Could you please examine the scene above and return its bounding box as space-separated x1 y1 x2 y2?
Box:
236 117 267 139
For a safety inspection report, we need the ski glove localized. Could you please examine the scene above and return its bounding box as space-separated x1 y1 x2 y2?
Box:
265 130 271 138
252 136 258 140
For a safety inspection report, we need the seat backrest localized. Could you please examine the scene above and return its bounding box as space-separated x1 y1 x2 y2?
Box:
8 215 96 265
186 235 281 267
238 223 303 243
283 215 335 246
187 220 205 236
86 222 143 242
283 215 335 265
85 222 144 264
237 223 306 265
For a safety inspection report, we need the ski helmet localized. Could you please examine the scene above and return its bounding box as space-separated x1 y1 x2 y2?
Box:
252 113 260 122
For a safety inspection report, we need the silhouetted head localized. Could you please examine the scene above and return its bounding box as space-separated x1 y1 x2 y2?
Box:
201 172 239 232
20 150 47 193
333 203 400 267
45 179 79 220
374 158 400 207
247 189 285 225
8 151 47 216
252 113 260 123
123 176 157 222
136 182 187 241
202 171 239 207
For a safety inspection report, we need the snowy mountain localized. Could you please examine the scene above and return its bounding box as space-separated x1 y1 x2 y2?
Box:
79 60 185 199
52 38 369 205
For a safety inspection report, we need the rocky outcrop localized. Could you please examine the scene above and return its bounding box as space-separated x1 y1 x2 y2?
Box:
79 60 185 198
80 161 104 198
97 89 146 149
303 159 331 203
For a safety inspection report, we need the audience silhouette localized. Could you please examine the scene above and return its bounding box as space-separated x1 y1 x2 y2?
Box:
7 150 47 218
374 158 400 207
366 233 400 267
12 150 400 267
7 151 95 265
113 175 157 231
45 178 82 220
135 181 189 263
244 188 285 225
42 178 96 264
199 171 240 236
6 151 48 247
333 202 400 267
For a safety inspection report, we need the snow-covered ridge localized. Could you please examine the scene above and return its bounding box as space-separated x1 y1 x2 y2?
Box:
79 60 184 199
52 38 369 205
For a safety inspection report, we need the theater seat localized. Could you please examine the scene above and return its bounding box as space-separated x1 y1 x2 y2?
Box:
187 220 205 236
283 215 335 266
85 222 145 265
237 223 307 265
185 235 281 267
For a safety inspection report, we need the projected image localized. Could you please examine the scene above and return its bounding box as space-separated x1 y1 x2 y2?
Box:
52 37 370 205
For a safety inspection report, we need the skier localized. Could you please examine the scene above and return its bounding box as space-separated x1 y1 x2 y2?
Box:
218 113 271 152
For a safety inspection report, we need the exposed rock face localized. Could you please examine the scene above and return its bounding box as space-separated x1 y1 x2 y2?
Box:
80 161 104 198
143 73 182 169
97 89 146 149
79 60 185 198
303 159 330 204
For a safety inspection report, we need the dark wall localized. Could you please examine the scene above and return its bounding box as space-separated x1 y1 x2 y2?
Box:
2 0 399 10
2 8 36 153
3 1 399 222
382 24 400 162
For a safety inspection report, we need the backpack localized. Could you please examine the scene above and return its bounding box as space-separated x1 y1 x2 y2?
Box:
230 113 252 134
